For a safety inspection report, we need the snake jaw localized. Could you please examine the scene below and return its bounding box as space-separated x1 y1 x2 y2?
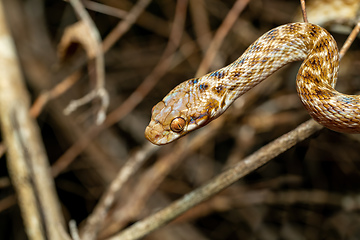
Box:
145 107 216 145
145 120 179 145
145 114 212 145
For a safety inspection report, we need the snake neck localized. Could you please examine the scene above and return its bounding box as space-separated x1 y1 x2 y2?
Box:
212 23 334 108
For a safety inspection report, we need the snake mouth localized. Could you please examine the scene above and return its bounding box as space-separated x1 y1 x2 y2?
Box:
144 125 163 145
145 121 179 145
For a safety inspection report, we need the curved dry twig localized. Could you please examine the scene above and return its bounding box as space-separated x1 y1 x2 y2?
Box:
62 0 108 125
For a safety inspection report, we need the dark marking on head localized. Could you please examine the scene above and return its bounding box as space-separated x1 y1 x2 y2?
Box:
189 78 199 85
212 85 226 97
199 83 209 92
215 85 224 93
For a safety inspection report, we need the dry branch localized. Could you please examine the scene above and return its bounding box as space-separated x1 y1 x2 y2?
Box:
0 1 69 239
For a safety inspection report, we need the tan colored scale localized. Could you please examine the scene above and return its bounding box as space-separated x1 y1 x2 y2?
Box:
145 22 360 145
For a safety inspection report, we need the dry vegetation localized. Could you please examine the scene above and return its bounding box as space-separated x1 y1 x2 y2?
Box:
1 0 360 239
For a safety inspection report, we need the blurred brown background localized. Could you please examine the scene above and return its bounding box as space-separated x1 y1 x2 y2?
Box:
1 0 360 239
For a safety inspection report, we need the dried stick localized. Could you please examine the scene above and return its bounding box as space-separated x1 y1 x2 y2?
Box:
80 142 159 239
300 0 308 23
101 140 188 237
69 220 81 240
339 20 360 59
102 0 152 52
82 1 128 18
0 1 68 240
189 0 211 54
0 195 16 213
30 72 81 117
195 0 250 76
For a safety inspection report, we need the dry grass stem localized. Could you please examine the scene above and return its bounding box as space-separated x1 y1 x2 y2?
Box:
195 0 251 76
300 0 308 23
339 20 360 59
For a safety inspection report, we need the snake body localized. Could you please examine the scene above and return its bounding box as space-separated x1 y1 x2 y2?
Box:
145 22 360 145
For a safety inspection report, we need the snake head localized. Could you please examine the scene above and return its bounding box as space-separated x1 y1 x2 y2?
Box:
145 78 222 145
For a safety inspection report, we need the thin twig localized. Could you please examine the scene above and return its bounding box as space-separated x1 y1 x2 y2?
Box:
102 0 187 127
189 0 212 54
30 72 81 118
82 1 128 18
101 140 188 237
69 220 81 240
0 195 16 213
102 0 152 52
300 0 308 23
339 20 360 59
80 143 158 239
195 0 250 76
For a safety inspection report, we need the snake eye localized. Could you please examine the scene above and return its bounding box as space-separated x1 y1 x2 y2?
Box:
170 117 186 133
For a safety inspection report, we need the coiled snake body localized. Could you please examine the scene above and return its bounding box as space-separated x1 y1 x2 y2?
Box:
145 22 360 145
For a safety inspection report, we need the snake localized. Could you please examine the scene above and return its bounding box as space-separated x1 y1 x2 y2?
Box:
145 22 360 145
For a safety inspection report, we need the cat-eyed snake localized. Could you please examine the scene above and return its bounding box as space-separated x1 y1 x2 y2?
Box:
145 22 360 145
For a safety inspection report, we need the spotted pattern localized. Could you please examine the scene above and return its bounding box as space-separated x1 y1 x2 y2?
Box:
145 22 360 145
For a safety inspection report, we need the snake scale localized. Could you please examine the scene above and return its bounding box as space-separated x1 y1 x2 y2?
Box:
145 22 360 145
